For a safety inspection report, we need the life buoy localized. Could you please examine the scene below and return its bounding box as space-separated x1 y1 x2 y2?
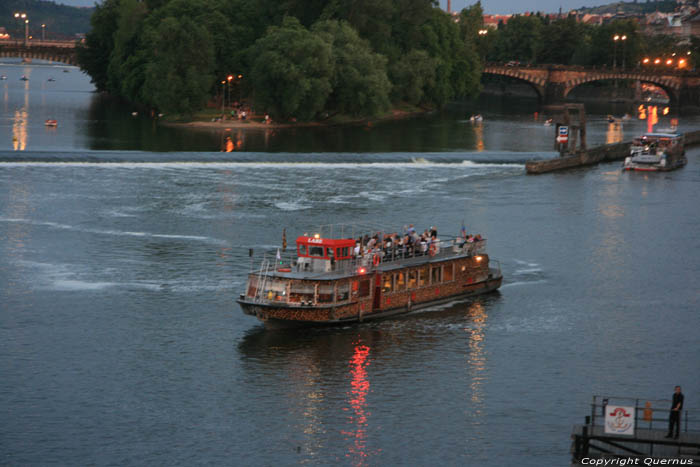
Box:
277 267 291 272
373 254 380 266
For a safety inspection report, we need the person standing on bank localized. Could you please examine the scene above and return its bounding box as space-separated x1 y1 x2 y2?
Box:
666 385 684 439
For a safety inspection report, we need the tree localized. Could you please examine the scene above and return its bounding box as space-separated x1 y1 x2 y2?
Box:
313 20 391 117
389 49 436 105
491 15 543 63
249 17 333 120
140 16 215 115
76 0 121 92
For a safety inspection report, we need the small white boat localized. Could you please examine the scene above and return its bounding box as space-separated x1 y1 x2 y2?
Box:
20 75 29 81
0 75 7 80
623 132 686 172
469 114 483 123
544 119 553 127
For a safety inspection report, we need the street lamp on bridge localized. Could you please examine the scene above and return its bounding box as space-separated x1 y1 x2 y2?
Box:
42 24 46 41
613 34 627 69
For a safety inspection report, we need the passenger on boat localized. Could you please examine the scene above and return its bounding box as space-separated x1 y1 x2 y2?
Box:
420 236 428 255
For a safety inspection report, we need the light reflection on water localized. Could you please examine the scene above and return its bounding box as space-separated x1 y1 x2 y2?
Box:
465 302 488 411
344 343 372 466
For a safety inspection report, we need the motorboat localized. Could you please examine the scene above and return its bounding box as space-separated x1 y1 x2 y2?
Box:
623 132 686 172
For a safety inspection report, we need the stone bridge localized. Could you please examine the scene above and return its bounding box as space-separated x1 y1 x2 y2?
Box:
0 40 78 66
483 64 700 107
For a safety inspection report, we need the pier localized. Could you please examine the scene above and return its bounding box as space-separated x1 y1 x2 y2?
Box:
527 129 700 174
571 395 700 465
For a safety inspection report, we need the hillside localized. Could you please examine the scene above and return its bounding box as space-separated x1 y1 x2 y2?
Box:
0 0 92 40
574 0 680 15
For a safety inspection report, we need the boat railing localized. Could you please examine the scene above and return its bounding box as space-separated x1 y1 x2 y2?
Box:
589 395 700 433
250 237 488 278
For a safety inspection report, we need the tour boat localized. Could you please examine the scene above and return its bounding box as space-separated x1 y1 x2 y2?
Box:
237 224 503 327
623 132 686 172
44 119 58 127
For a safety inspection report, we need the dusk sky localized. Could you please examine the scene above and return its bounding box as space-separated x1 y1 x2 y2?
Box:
55 0 614 14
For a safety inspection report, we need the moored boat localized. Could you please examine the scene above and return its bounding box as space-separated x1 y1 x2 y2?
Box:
45 119 58 127
623 132 686 172
237 224 503 327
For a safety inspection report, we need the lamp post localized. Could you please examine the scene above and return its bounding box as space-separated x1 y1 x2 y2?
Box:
221 80 226 114
227 75 233 109
237 74 243 102
41 24 45 41
14 12 27 44
613 34 620 69
621 35 627 69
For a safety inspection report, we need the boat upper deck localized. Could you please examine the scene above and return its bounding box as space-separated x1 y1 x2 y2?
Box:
249 223 491 282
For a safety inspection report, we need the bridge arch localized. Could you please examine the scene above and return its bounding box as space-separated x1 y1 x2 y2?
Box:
482 66 546 101
562 72 680 104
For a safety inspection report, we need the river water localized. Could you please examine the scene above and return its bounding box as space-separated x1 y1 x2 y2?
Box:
1 61 699 466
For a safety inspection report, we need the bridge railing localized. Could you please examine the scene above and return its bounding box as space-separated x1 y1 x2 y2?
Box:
484 62 699 77
0 39 77 48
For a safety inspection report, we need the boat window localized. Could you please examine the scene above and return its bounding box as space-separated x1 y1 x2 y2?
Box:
299 244 307 255
337 282 350 302
418 267 428 287
408 270 418 289
395 272 406 291
431 266 442 284
382 274 393 293
309 246 324 257
290 282 315 304
327 247 334 258
318 284 334 303
341 247 349 258
444 264 454 282
262 280 288 302
359 279 370 298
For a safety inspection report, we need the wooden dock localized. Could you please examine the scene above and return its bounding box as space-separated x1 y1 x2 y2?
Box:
571 396 700 465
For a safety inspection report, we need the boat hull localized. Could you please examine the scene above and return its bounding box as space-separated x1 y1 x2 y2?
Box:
623 156 687 172
237 273 502 328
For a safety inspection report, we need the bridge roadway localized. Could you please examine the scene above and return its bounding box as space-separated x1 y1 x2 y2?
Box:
485 63 700 107
0 40 78 66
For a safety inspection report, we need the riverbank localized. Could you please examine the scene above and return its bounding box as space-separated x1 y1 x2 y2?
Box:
162 107 431 131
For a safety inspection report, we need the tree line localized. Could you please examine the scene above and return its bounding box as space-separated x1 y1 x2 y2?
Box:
77 0 484 119
480 12 700 70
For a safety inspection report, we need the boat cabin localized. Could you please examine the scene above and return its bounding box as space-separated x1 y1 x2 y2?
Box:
296 235 355 273
631 132 683 157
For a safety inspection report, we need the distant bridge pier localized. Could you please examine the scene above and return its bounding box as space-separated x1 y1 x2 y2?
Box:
543 82 566 106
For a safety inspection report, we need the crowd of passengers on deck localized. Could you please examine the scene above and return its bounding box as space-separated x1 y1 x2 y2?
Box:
351 224 483 264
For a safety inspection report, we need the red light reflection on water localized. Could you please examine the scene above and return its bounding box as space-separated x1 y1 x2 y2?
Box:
343 343 372 466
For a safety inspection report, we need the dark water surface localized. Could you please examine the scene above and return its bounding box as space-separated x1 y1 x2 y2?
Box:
1 61 699 466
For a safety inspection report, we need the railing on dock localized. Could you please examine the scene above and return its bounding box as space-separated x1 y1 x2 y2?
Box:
571 395 700 464
589 395 700 434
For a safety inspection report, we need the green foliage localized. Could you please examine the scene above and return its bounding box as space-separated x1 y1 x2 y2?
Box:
78 0 483 119
141 16 215 115
491 15 542 64
249 17 333 120
313 20 391 117
77 0 120 92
